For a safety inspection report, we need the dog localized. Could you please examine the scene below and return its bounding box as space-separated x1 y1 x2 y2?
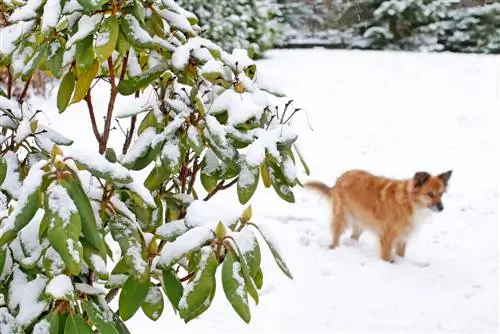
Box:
305 169 452 263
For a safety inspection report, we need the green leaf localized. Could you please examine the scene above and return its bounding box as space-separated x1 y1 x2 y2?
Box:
141 285 164 321
260 163 271 188
61 178 106 257
64 314 93 334
57 71 75 113
179 246 218 321
230 242 259 305
47 40 64 78
96 16 120 61
250 223 293 279
222 251 251 323
115 29 130 55
237 163 259 205
133 0 146 24
38 311 60 334
144 166 169 191
0 247 6 275
72 58 99 103
0 156 7 186
137 111 159 135
109 215 148 281
112 312 132 334
75 34 95 76
119 275 150 321
161 269 183 314
77 0 107 11
182 280 216 323
47 226 81 276
81 300 118 334
254 267 263 289
268 161 295 203
117 65 170 96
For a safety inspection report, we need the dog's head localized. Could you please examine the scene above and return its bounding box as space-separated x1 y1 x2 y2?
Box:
411 170 453 212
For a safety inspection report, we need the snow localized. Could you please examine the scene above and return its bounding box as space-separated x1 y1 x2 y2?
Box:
32 319 50 334
14 48 498 333
75 283 105 295
124 14 154 44
156 219 188 240
0 160 46 235
46 274 74 299
66 14 103 48
63 0 84 14
161 138 181 168
157 224 214 269
126 48 142 77
153 8 194 35
47 183 77 225
9 0 43 22
231 262 247 304
8 266 48 326
184 200 241 229
171 37 221 69
0 152 22 199
66 239 80 262
89 254 108 276
210 90 263 126
120 128 156 165
15 118 32 143
0 21 35 57
66 149 132 182
145 286 162 304
119 179 156 208
41 0 62 33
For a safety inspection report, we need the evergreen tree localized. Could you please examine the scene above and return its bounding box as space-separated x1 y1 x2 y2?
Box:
437 2 500 53
177 0 282 57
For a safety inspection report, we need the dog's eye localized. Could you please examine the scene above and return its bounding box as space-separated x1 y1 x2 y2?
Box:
427 192 434 197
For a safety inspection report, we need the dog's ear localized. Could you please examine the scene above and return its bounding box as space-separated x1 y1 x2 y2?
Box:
438 170 453 187
413 171 430 188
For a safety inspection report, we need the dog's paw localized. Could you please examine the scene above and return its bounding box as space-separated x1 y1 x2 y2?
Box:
343 238 359 247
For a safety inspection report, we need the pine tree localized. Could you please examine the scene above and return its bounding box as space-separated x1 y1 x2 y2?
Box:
437 2 500 53
177 0 283 57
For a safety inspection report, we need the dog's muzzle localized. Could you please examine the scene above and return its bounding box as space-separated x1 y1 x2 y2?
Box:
429 202 444 212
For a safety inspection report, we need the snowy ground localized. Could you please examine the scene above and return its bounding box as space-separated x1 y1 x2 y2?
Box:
33 49 499 333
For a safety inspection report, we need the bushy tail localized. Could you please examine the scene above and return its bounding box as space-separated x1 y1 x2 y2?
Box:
304 180 333 197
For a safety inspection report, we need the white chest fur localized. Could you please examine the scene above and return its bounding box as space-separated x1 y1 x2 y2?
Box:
412 207 434 226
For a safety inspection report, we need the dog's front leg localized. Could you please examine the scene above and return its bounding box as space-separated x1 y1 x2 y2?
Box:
395 241 407 257
379 229 396 263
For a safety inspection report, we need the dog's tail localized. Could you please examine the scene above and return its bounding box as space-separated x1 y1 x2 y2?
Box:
304 180 334 198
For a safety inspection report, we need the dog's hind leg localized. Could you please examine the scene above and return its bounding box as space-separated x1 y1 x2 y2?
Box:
350 221 363 241
330 191 347 249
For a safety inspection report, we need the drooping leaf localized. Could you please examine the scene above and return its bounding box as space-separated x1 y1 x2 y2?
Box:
61 178 106 257
75 34 95 76
221 251 251 323
57 71 75 113
81 300 118 334
109 215 148 281
141 285 164 321
64 314 93 334
47 226 81 276
178 246 218 321
161 269 183 314
72 59 99 103
250 223 293 279
267 161 295 203
119 276 150 321
0 156 7 186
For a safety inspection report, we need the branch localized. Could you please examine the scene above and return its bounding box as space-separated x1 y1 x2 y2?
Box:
7 64 12 99
121 115 136 155
187 157 200 195
18 76 32 104
84 92 101 142
99 57 118 154
203 178 238 201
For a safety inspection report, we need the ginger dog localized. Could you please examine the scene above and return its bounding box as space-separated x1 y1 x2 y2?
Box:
305 169 452 263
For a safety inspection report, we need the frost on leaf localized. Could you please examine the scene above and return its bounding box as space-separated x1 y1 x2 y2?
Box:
47 183 77 226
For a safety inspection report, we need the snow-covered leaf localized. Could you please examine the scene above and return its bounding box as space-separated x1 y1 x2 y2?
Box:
141 285 164 321
95 16 119 61
81 300 118 334
109 215 148 281
178 246 218 321
45 274 74 301
67 149 133 183
222 251 250 323
237 162 259 205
